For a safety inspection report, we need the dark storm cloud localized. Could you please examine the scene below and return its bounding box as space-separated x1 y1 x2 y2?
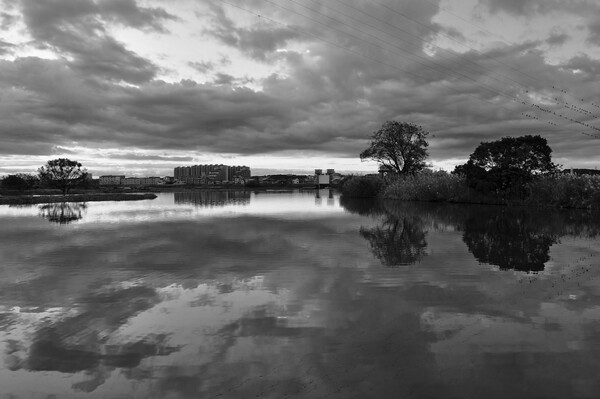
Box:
205 3 301 61
105 153 194 162
587 20 600 46
0 0 599 166
97 0 178 32
546 31 569 46
18 0 175 83
562 54 600 80
479 0 600 16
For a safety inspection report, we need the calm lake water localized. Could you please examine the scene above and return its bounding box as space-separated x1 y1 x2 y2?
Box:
1 190 600 398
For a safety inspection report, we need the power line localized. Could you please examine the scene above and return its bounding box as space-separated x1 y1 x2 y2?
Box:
415 0 600 113
274 0 600 134
298 0 600 129
219 1 600 140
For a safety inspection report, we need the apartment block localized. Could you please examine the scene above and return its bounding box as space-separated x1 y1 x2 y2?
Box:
173 164 251 184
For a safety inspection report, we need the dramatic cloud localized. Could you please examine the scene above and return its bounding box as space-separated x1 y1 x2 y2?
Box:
18 0 175 83
0 0 599 174
587 20 600 46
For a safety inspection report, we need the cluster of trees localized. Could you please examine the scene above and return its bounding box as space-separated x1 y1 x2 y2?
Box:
452 135 558 198
361 120 559 198
2 158 89 194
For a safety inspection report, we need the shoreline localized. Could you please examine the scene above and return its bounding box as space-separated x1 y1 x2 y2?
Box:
0 193 157 205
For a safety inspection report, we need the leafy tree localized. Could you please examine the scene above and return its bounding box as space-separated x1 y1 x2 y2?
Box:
2 173 38 192
38 158 88 195
360 121 429 176
457 135 558 196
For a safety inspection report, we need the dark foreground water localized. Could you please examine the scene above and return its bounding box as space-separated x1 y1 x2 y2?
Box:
1 190 600 398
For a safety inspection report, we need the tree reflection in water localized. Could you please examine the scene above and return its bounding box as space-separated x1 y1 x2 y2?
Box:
342 197 600 273
342 198 428 267
462 208 560 272
360 215 428 267
38 202 87 224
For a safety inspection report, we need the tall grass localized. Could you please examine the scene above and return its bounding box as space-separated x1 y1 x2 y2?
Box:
382 170 467 202
339 175 383 198
380 170 600 209
525 173 600 209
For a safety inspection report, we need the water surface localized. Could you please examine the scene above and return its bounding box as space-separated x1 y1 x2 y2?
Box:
1 190 600 398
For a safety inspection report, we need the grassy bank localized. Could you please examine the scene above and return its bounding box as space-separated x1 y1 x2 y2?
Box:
343 170 600 210
0 193 157 205
524 173 600 209
338 175 384 198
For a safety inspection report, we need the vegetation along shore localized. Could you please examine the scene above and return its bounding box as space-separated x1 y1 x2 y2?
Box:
0 193 157 205
341 121 600 210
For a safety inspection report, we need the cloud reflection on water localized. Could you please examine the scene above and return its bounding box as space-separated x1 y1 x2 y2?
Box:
1 192 600 397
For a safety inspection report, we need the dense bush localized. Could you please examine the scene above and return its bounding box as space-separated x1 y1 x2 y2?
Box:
1 173 38 192
455 135 558 199
380 170 600 209
339 175 383 198
525 173 600 209
383 170 467 202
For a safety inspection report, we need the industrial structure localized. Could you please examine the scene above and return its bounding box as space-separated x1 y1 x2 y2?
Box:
315 169 336 188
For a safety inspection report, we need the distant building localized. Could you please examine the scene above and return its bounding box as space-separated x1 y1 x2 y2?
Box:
99 175 164 186
99 175 125 185
174 164 251 184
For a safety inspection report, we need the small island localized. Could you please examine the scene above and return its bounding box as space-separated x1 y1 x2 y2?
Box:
1 159 159 205
0 192 157 205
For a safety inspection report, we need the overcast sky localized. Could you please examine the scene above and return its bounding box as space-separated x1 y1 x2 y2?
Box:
1 0 600 176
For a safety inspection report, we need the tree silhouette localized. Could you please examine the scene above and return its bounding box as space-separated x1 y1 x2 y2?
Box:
360 121 429 176
454 135 558 198
2 173 38 192
38 158 88 195
360 213 427 267
462 208 558 272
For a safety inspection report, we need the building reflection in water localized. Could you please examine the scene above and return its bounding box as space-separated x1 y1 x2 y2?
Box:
174 190 251 207
315 189 335 206
38 202 87 224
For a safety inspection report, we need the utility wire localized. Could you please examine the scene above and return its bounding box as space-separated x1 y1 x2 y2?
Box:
272 0 600 133
220 1 600 139
400 0 600 114
315 0 599 124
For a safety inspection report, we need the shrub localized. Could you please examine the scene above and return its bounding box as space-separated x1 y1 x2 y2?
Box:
1 173 38 192
526 173 600 209
383 170 467 202
339 175 383 198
